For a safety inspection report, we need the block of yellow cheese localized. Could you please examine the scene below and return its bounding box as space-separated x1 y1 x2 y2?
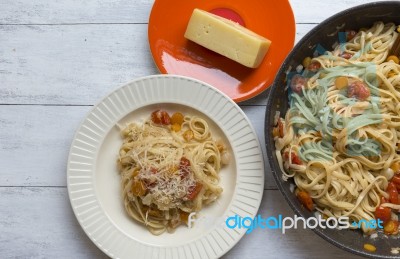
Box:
184 8 271 68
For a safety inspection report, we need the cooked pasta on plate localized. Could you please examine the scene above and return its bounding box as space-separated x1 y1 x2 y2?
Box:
117 109 230 235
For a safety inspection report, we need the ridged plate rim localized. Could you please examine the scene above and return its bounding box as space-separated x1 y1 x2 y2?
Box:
67 75 264 259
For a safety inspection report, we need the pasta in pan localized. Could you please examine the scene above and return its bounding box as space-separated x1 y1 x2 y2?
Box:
117 109 229 235
274 22 400 234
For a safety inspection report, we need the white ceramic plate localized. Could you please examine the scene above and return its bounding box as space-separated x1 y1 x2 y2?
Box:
67 75 264 259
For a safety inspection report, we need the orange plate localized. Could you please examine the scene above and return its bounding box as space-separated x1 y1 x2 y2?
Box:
148 0 295 102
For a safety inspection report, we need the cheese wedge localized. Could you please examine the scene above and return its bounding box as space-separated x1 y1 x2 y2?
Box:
184 8 271 68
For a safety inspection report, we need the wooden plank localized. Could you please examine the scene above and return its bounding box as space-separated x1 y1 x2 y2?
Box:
0 1 384 259
0 0 154 24
0 105 91 186
0 0 389 25
0 24 316 106
0 188 361 258
0 187 108 259
0 105 275 188
0 24 158 105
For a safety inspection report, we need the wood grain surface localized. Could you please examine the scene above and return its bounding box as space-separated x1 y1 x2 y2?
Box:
0 0 389 258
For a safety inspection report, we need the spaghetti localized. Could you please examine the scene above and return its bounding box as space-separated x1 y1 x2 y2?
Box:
117 110 229 235
274 22 400 234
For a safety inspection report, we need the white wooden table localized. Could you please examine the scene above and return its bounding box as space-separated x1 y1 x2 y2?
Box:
0 0 392 258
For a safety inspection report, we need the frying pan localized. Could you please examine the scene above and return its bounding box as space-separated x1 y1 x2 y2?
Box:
265 1 400 258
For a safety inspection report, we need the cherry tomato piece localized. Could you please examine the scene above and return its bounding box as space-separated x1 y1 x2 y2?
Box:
278 118 284 138
131 180 147 197
290 74 307 95
375 206 392 222
346 30 357 41
391 176 400 192
272 127 280 138
179 157 191 178
347 81 370 101
384 220 399 235
392 175 400 185
291 152 303 165
180 211 190 224
283 151 303 165
391 162 400 174
187 182 203 200
340 52 353 59
183 130 194 141
387 182 400 205
307 61 321 72
297 191 314 211
151 110 171 125
171 112 184 125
